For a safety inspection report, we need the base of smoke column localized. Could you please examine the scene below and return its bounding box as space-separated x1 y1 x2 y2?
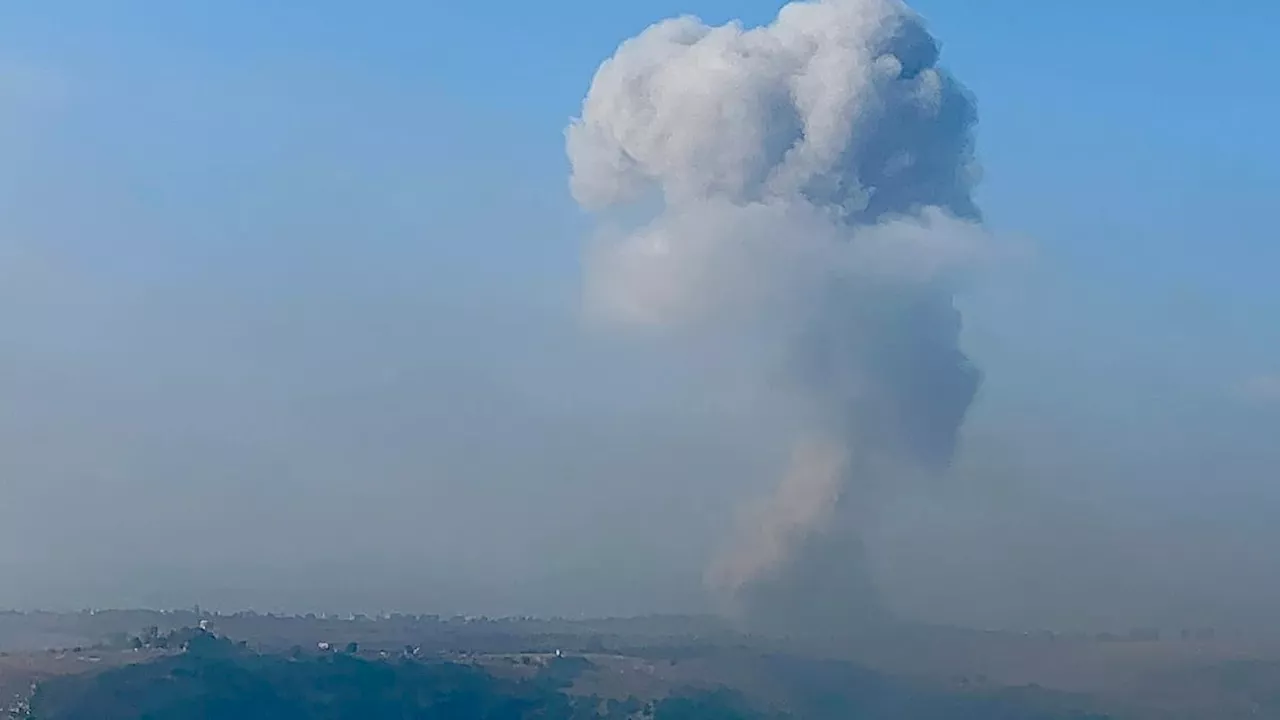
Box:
715 526 890 639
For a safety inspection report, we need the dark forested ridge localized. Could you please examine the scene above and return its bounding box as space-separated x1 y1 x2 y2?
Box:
17 631 1113 720
20 633 761 720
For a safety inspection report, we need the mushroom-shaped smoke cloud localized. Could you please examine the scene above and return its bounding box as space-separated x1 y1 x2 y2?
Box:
567 0 986 634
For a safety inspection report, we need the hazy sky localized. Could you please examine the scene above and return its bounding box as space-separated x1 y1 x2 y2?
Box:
1 1 1278 630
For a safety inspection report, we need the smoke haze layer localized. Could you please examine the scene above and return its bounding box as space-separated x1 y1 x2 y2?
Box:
567 0 985 633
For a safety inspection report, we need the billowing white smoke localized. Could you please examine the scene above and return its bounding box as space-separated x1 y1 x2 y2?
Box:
567 0 985 632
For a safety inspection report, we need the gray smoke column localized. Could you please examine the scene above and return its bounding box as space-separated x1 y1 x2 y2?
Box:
567 0 985 633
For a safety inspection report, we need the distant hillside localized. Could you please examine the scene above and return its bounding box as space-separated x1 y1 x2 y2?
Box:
23 634 757 720
20 631 1113 720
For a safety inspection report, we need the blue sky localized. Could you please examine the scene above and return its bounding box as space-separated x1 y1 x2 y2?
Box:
0 1 1278 624
7 0 1275 370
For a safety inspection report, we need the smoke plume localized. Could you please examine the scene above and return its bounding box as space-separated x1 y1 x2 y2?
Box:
567 0 985 633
